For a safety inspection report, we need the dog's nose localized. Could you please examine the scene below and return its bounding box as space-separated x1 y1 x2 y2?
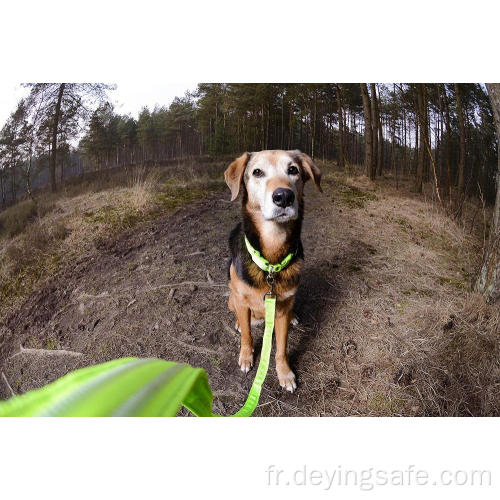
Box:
272 188 295 208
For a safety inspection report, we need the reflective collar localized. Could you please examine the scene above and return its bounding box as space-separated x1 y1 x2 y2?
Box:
244 235 296 274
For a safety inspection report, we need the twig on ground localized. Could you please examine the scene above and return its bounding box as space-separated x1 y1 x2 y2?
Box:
142 281 227 293
77 292 110 300
212 389 244 400
1 372 16 397
9 345 84 359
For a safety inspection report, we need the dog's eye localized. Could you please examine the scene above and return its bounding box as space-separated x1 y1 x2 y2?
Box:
288 165 299 176
252 169 264 178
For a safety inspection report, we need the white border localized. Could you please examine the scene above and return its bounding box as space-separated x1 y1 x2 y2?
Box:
1 418 499 499
1 0 499 82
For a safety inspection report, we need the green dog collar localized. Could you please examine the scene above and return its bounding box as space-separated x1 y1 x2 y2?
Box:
244 235 296 274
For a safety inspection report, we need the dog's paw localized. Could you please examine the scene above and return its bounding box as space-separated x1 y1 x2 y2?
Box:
290 314 300 327
238 347 254 373
277 366 297 393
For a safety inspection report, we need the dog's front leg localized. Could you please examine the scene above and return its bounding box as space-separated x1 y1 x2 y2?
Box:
275 311 297 392
236 304 253 373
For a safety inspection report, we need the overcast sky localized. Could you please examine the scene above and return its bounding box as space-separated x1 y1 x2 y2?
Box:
0 82 196 128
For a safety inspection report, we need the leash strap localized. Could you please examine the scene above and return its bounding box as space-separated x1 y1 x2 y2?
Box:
231 294 276 417
186 294 276 417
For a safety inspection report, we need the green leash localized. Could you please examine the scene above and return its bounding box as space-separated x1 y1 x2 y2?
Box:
232 294 276 416
186 293 276 417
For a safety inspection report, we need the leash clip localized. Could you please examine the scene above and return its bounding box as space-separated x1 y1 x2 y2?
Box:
264 271 276 300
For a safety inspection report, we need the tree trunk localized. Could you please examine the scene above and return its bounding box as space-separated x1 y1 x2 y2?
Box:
414 111 418 175
455 83 466 200
378 103 384 175
442 84 453 203
50 83 65 192
476 83 500 303
360 83 374 179
415 84 425 193
336 84 345 169
311 90 317 158
10 164 16 203
370 83 380 177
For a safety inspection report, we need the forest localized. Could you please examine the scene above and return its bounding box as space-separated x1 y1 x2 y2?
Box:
1 84 498 205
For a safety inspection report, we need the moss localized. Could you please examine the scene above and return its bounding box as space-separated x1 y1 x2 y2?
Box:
368 393 403 415
0 253 61 308
438 276 468 290
82 182 224 231
209 355 222 369
395 217 412 231
402 287 435 297
84 205 144 229
155 181 224 211
45 336 60 350
336 185 377 209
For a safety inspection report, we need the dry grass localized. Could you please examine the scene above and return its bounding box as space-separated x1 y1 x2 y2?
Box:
127 167 161 211
0 200 38 238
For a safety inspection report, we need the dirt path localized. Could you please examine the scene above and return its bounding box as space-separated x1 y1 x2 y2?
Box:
1 169 496 416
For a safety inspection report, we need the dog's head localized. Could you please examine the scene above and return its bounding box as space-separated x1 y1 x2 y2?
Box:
224 150 322 222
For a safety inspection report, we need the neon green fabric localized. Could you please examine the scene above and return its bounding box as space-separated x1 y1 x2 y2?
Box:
0 358 213 417
244 236 295 273
228 295 276 417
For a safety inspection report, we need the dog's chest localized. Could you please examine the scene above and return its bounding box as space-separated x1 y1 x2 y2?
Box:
230 259 301 314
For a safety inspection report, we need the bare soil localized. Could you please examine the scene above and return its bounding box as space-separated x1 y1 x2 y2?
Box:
0 166 498 416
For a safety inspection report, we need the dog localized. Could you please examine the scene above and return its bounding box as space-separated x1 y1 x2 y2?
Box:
224 150 322 392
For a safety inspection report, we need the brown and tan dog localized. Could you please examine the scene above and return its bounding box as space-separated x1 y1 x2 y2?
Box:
224 150 322 392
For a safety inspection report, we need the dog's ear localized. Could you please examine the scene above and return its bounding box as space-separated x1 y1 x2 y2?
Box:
224 152 251 201
290 150 322 192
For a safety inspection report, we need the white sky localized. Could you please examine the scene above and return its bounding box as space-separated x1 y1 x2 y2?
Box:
0 82 197 129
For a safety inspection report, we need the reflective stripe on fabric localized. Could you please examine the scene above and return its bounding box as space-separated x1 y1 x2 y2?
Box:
244 236 295 273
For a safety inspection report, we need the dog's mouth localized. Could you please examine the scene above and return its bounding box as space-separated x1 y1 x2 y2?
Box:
264 207 298 222
275 212 294 222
